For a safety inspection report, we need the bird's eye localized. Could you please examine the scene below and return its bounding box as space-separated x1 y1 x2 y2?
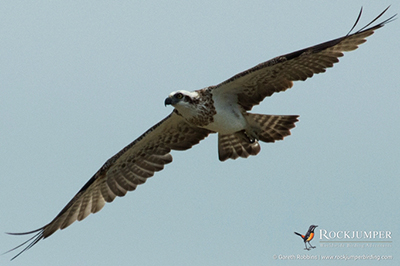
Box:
175 93 183 99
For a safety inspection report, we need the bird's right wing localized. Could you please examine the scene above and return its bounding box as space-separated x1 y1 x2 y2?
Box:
7 110 211 260
212 7 396 111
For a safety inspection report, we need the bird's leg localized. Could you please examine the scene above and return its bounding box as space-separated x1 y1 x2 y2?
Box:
308 242 316 249
243 129 259 143
304 243 310 250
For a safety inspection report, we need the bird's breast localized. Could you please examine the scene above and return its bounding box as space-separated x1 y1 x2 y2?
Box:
202 100 247 134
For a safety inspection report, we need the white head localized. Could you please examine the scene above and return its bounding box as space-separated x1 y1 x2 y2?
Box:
164 90 200 117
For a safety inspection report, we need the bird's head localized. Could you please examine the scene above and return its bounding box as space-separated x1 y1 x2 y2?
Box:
164 90 199 107
164 90 201 119
309 225 318 232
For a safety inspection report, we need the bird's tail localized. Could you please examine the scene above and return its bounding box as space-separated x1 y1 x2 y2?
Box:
294 232 304 237
245 114 299 143
218 132 261 161
217 114 298 161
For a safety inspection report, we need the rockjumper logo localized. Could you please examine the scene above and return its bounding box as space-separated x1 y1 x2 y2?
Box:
294 225 318 250
319 229 392 240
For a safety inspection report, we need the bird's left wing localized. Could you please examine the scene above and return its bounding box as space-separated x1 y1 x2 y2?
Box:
212 7 396 111
6 111 211 260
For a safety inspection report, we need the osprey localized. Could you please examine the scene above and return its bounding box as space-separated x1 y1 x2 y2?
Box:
6 7 395 259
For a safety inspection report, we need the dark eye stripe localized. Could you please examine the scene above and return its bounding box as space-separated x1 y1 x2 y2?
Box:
184 95 193 103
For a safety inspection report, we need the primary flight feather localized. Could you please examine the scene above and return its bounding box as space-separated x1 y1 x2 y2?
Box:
6 7 396 260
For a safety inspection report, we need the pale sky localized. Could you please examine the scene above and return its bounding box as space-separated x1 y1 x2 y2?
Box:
0 1 399 265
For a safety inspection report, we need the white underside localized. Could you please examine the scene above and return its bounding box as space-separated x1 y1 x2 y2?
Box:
203 93 248 134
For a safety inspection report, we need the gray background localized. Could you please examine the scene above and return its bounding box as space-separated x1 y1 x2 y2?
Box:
1 1 398 265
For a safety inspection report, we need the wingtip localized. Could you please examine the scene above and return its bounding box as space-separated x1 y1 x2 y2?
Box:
6 227 43 236
4 227 45 260
347 6 397 36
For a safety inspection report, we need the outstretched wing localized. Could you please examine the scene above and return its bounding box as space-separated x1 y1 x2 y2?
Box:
212 7 396 111
7 111 211 260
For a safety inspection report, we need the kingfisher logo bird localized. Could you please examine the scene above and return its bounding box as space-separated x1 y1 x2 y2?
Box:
294 225 318 250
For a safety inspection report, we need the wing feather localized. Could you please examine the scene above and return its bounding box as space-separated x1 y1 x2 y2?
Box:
213 8 396 111
7 111 210 260
77 191 92 221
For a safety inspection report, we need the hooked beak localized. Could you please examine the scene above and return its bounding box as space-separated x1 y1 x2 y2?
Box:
164 97 172 106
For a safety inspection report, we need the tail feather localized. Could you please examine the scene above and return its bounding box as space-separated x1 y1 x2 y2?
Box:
217 114 298 161
218 132 261 161
294 232 304 238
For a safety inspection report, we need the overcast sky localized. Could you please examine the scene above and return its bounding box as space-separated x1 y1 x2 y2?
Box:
0 1 399 265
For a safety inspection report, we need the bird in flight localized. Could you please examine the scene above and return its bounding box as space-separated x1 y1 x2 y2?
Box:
6 7 396 260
